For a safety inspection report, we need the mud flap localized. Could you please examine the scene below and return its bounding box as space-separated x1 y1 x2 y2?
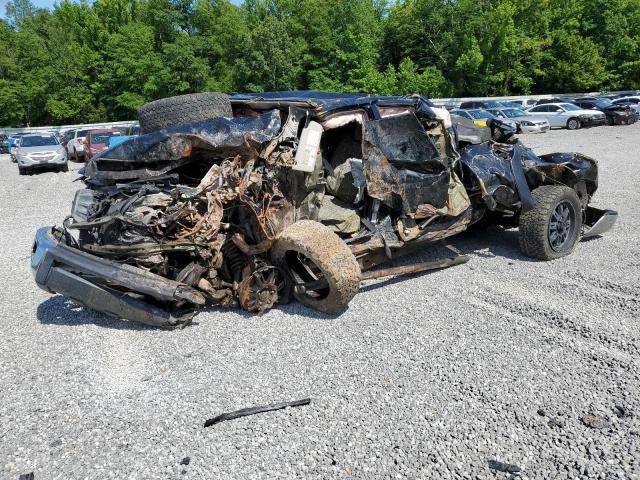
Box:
510 153 535 212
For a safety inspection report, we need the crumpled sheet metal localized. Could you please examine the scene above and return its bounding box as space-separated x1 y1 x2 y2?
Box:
85 110 281 186
460 142 599 211
67 111 292 324
362 113 453 214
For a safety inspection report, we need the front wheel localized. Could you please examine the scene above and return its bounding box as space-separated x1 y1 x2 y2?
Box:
566 118 581 130
519 186 582 260
271 220 361 313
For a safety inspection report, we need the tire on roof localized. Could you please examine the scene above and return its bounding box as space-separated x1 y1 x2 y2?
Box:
138 92 233 134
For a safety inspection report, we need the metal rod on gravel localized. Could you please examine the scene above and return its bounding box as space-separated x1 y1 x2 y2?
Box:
204 398 311 427
360 255 470 281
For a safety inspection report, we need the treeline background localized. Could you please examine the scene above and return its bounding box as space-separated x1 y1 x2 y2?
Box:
1 0 639 127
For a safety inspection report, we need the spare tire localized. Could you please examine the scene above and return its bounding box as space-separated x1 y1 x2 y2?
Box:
271 220 361 313
138 92 232 134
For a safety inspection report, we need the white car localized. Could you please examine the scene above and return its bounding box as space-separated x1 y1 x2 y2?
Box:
66 129 90 162
611 96 640 113
525 103 607 130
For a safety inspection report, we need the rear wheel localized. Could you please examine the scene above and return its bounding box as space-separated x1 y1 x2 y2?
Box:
18 166 25 175
271 220 361 313
519 186 582 260
138 92 232 134
566 118 581 130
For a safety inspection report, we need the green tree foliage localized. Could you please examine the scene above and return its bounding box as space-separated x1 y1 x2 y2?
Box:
1 0 640 126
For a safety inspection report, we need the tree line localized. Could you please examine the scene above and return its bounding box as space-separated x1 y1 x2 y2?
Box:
1 0 639 127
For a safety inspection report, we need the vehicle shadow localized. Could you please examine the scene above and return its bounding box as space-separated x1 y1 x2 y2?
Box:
200 301 344 322
36 295 157 331
35 225 558 328
359 225 535 293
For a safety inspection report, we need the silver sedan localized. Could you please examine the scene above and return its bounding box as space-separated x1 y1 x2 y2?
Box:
525 103 606 130
486 108 550 133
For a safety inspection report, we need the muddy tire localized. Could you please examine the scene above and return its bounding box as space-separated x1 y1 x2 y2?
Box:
272 220 361 313
566 117 581 130
519 186 582 260
138 92 232 134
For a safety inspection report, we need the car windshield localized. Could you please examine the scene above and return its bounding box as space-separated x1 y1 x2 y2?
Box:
499 108 528 118
594 100 612 108
468 110 493 119
77 129 90 137
560 104 581 111
21 135 59 147
91 133 119 144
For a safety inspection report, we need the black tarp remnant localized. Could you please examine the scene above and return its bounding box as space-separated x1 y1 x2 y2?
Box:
85 110 282 186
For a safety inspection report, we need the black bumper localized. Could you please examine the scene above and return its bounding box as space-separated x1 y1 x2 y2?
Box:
31 227 205 328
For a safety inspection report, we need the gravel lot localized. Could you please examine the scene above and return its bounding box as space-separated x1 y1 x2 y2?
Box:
1 124 639 480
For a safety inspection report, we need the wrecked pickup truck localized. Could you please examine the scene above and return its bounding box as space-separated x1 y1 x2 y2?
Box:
31 91 618 328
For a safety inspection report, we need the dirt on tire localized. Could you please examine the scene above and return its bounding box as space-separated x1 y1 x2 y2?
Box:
271 220 361 313
138 92 232 134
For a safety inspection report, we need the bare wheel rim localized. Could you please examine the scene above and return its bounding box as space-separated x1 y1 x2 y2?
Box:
548 200 576 251
283 250 330 300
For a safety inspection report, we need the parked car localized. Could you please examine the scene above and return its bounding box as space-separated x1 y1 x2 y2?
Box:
497 101 524 109
31 91 616 328
15 133 68 174
67 129 91 162
525 103 607 129
535 97 577 105
573 98 638 125
451 109 518 131
511 99 538 109
486 108 550 133
118 125 141 136
84 129 122 160
60 129 75 147
601 91 639 100
8 132 29 161
459 100 503 109
611 96 640 114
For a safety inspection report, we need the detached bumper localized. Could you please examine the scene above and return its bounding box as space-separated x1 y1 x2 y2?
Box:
31 227 205 328
583 207 618 239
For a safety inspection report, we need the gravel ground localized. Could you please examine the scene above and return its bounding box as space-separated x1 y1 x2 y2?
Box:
0 124 639 480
